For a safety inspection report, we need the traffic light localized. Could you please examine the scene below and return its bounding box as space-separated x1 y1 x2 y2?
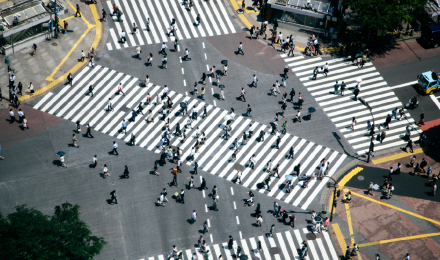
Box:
336 189 341 197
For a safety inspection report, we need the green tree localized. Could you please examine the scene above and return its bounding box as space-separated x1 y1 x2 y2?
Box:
0 202 106 260
345 0 427 33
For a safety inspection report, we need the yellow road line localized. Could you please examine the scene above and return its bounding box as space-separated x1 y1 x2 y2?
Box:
229 0 253 29
351 191 440 226
344 190 355 246
19 3 101 102
332 223 348 255
0 0 8 3
328 167 363 212
358 232 440 247
60 15 76 23
66 1 91 26
372 147 429 164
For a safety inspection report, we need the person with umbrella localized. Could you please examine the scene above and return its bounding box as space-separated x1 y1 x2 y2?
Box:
58 151 66 167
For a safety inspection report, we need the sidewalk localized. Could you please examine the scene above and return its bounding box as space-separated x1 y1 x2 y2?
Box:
232 0 422 56
0 0 105 110
326 118 440 260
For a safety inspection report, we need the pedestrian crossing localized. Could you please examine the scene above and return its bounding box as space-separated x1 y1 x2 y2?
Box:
33 65 348 210
104 0 238 50
280 53 422 154
141 228 339 260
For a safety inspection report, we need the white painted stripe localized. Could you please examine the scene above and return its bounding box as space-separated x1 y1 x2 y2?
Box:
293 229 303 248
148 257 154 260
121 0 144 45
341 118 417 136
219 125 266 178
353 131 420 150
389 81 417 89
431 93 440 110
236 216 240 224
137 0 159 43
298 62 373 78
240 239 252 259
312 80 387 99
155 0 174 43
249 237 262 259
323 92 395 112
33 92 53 110
57 67 108 117
301 154 347 210
168 0 191 39
221 242 233 260
268 236 277 248
209 0 228 34
316 238 330 260
193 0 213 36
349 125 413 145
216 0 236 33
113 0 136 46
125 85 151 109
258 236 272 260
106 1 128 48
285 231 300 258
179 0 204 37
66 70 118 120
196 117 245 166
157 256 164 260
293 150 338 207
274 254 282 260
269 138 305 198
243 134 287 187
106 33 116 50
330 102 402 123
323 231 339 260
276 233 291 260
290 56 352 72
310 76 384 93
289 147 328 203
185 249 192 260
304 233 319 260
130 0 152 44
161 0 184 40
145 0 168 42
94 77 139 131
101 111 125 134
280 53 289 58
113 85 161 138
277 141 314 201
319 87 390 106
213 244 222 259
303 67 377 86
295 60 357 76
288 57 322 67
202 118 251 170
40 67 90 112
284 56 304 62
86 75 132 125
205 246 213 260
201 0 220 35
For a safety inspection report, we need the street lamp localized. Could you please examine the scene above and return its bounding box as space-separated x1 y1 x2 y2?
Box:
323 176 338 222
364 102 375 163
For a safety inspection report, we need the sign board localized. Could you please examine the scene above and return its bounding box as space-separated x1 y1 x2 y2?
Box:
55 8 61 14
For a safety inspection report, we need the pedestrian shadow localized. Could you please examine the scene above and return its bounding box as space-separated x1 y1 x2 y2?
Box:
88 163 95 168
52 160 62 167
187 219 194 225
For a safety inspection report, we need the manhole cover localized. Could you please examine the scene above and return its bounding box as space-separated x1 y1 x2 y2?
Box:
358 175 364 181
233 163 243 171
51 42 57 46
120 106 130 112
94 57 101 61
269 248 279 254
306 233 316 240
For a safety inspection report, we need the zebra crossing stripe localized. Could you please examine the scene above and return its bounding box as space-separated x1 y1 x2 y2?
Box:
213 244 222 259
285 231 300 258
177 0 204 37
137 0 160 43
106 1 129 48
130 0 152 44
309 75 383 93
145 0 168 43
221 242 233 259
121 0 144 46
113 0 136 46
216 0 236 33
276 233 291 260
323 231 339 260
193 0 214 36
258 235 272 260
288 57 322 68
162 0 185 40
302 228 320 259
108 29 121 49
201 0 222 35
33 92 53 110
249 237 262 259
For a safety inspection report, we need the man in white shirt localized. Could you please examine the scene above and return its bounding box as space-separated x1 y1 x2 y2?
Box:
160 42 168 55
112 141 118 155
93 155 97 168
120 30 126 43
190 147 196 161
236 170 242 184
135 45 141 60
191 210 197 224
121 119 126 133
277 32 283 44
108 98 114 112
323 62 329 76
192 106 197 120
183 48 190 60
17 109 24 123
81 50 85 62
249 154 256 169
9 109 15 123
248 124 254 137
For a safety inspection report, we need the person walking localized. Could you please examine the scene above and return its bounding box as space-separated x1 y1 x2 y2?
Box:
246 104 252 117
402 253 410 260
238 42 244 55
107 98 114 112
354 87 360 101
380 130 386 143
249 154 256 169
368 182 373 195
351 117 357 131
179 189 185 204
110 190 118 204
75 4 81 17
323 62 329 76
289 88 295 102
251 74 258 87
240 88 246 102
418 112 425 125
112 141 119 155
340 81 346 96
71 134 79 148
191 210 197 224
268 224 275 237
60 155 66 167
406 139 414 153
84 124 93 138
228 236 234 250
312 67 318 80
194 162 199 175
287 145 295 159
196 14 201 26
334 81 340 95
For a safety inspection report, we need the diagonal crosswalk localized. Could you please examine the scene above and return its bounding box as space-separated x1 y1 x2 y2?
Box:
141 228 339 260
281 53 422 154
105 0 239 50
33 66 348 210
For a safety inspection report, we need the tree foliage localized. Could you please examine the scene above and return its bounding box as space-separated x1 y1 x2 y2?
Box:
0 202 106 260
345 0 428 32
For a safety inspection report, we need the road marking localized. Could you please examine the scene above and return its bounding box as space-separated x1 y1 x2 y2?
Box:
33 92 53 109
389 81 417 89
344 190 355 246
205 53 207 59
210 234 213 243
183 79 186 86
205 204 208 212
372 147 429 164
239 231 242 240
236 216 240 224
351 191 440 226
213 100 216 106
332 223 348 256
180 57 182 63
203 42 205 48
329 167 363 212
358 232 440 247
233 201 236 209
431 94 440 110
182 68 184 74
230 187 234 195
